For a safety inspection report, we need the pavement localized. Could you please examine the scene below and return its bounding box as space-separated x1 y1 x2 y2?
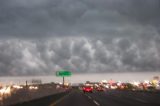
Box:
12 89 160 106
52 90 160 106
11 91 70 106
52 90 97 106
86 90 160 106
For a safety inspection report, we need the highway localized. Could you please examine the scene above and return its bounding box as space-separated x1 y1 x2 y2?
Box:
12 89 160 106
86 90 160 106
52 90 160 106
52 90 97 106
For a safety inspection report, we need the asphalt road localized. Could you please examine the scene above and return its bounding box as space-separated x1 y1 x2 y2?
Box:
52 90 97 106
86 90 160 106
52 90 160 106
11 91 70 106
12 90 160 106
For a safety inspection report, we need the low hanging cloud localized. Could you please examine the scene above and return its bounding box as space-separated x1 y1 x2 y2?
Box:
0 0 160 75
0 37 160 76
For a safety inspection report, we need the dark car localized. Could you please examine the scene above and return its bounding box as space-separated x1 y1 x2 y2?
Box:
96 87 105 91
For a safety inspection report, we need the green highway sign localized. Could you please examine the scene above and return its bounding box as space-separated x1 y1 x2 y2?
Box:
56 70 72 77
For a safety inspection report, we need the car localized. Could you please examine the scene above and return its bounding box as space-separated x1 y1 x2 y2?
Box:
83 86 93 93
96 87 105 91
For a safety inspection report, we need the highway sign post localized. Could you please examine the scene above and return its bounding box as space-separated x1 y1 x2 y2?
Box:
56 70 72 87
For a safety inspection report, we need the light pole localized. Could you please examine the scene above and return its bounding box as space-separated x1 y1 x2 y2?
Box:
63 76 64 87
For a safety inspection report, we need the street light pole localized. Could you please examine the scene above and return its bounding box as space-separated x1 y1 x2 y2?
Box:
63 76 64 87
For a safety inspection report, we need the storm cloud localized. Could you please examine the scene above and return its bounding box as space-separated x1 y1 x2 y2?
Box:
0 0 160 75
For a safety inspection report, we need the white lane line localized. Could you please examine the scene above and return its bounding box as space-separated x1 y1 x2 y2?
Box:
93 100 100 106
135 98 148 103
84 93 91 99
88 96 92 99
49 92 72 106
83 93 100 106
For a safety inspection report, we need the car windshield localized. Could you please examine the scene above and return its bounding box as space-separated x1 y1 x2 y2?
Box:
84 86 91 88
1 1 160 106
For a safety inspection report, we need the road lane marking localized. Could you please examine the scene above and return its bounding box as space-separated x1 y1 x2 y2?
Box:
87 96 92 99
84 94 92 99
83 93 100 106
49 91 72 106
135 98 148 103
93 100 100 106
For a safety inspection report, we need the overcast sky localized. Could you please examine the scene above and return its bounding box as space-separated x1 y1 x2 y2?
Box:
0 0 160 76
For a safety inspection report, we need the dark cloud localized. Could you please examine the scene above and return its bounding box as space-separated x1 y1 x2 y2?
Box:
0 0 160 75
0 37 159 76
0 0 160 38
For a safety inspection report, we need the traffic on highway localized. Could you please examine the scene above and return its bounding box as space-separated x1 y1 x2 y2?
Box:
0 77 160 106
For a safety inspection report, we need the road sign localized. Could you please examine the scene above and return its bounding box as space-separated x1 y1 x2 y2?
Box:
56 70 72 77
56 70 72 88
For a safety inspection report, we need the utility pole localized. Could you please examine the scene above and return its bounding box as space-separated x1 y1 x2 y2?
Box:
63 76 64 87
26 80 28 88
